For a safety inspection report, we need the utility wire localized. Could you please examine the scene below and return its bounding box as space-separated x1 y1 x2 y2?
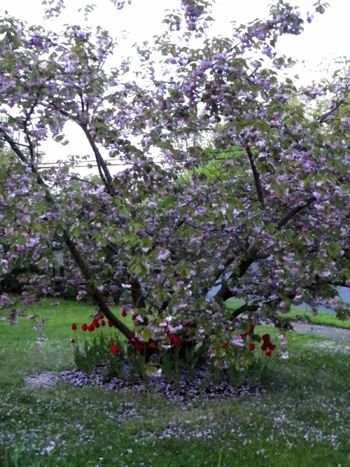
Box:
38 163 130 168
39 160 129 165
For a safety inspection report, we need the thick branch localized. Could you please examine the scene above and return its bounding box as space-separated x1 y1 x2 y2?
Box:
129 275 146 309
229 302 257 319
211 194 315 301
0 128 29 165
214 281 235 301
245 145 264 207
80 123 115 196
276 196 316 230
23 93 41 165
64 236 133 338
237 246 256 276
318 99 347 124
48 103 115 195
212 245 268 302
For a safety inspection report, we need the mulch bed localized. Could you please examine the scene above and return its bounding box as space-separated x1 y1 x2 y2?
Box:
59 365 263 403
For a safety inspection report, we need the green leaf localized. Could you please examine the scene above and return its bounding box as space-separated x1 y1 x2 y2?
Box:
3 53 14 72
142 327 153 342
129 256 149 275
159 195 177 210
145 363 160 377
327 243 340 260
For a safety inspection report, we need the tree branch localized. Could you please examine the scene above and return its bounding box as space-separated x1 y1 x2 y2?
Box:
276 196 316 230
318 99 348 124
229 302 256 319
211 194 315 302
48 103 116 196
80 123 116 196
245 145 264 207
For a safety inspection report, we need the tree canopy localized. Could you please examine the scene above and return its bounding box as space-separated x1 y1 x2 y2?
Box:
0 0 349 370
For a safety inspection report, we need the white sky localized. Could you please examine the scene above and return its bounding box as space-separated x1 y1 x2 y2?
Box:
1 0 350 175
1 0 349 75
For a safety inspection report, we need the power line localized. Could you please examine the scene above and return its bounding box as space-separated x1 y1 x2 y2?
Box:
39 160 129 166
38 163 130 168
39 159 124 164
38 161 165 168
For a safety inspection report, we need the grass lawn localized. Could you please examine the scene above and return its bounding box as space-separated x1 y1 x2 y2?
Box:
0 299 349 466
225 298 350 330
279 306 350 330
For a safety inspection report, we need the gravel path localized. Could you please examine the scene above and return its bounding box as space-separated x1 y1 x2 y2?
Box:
292 323 350 340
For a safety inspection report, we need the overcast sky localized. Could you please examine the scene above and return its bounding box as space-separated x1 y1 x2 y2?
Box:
1 0 349 174
1 0 349 79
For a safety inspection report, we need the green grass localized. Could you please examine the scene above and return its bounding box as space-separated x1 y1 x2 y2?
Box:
225 297 350 330
279 305 350 329
0 300 349 466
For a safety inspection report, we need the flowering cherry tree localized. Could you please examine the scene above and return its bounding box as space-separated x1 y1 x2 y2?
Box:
0 0 349 370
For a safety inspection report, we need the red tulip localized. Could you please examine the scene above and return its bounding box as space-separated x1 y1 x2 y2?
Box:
147 340 158 350
248 342 255 351
128 336 144 352
169 334 181 346
110 344 120 354
262 333 271 343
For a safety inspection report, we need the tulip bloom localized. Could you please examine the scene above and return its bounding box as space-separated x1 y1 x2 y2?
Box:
110 344 120 354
